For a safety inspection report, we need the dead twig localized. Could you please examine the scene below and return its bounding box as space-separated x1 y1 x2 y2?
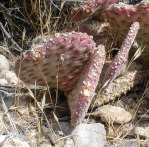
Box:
0 22 23 52
0 91 19 135
0 91 31 145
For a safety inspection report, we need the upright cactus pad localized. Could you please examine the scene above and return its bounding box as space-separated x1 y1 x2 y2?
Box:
105 1 149 64
70 0 119 21
66 45 105 126
103 22 140 87
15 32 95 91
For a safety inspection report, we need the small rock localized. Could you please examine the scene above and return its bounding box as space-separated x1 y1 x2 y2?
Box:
17 107 28 115
0 55 9 74
55 139 65 147
116 139 138 147
0 135 8 146
64 138 75 147
51 122 73 135
0 90 14 108
2 137 30 147
39 142 52 147
107 123 134 138
41 125 51 136
3 71 20 85
51 122 106 147
0 78 8 85
89 105 132 124
16 98 29 115
71 123 106 147
48 133 62 144
42 125 66 145
134 126 149 138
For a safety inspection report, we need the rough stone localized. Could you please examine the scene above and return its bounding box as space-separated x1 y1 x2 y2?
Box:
2 71 20 85
134 126 149 138
0 135 8 146
90 105 132 124
2 137 30 147
0 78 8 85
51 122 106 147
0 55 9 74
116 139 139 147
71 123 106 147
64 138 75 147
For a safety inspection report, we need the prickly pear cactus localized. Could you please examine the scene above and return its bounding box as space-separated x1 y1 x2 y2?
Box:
15 31 107 126
105 1 149 64
90 22 142 107
15 32 95 91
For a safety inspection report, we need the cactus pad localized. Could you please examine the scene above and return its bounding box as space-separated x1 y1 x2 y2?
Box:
66 45 105 126
103 22 140 87
105 1 149 64
15 32 96 91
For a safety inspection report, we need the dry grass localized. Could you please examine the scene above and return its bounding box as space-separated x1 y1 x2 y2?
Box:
105 81 149 146
0 0 148 146
0 0 78 53
0 0 77 146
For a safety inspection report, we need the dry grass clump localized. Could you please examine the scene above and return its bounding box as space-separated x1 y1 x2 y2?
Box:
0 0 78 53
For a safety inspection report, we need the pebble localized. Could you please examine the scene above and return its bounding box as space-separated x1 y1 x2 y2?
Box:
0 78 8 85
2 137 30 147
0 54 21 86
107 123 133 138
116 139 139 147
39 142 52 147
51 122 73 135
107 122 149 138
50 122 106 147
89 105 132 124
71 123 106 147
0 55 9 74
48 133 62 144
2 71 20 85
0 135 8 146
134 126 149 138
64 138 75 147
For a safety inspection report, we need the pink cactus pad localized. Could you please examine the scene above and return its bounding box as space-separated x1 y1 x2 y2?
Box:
103 22 140 87
66 45 105 126
15 32 96 91
70 0 119 21
105 1 149 64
